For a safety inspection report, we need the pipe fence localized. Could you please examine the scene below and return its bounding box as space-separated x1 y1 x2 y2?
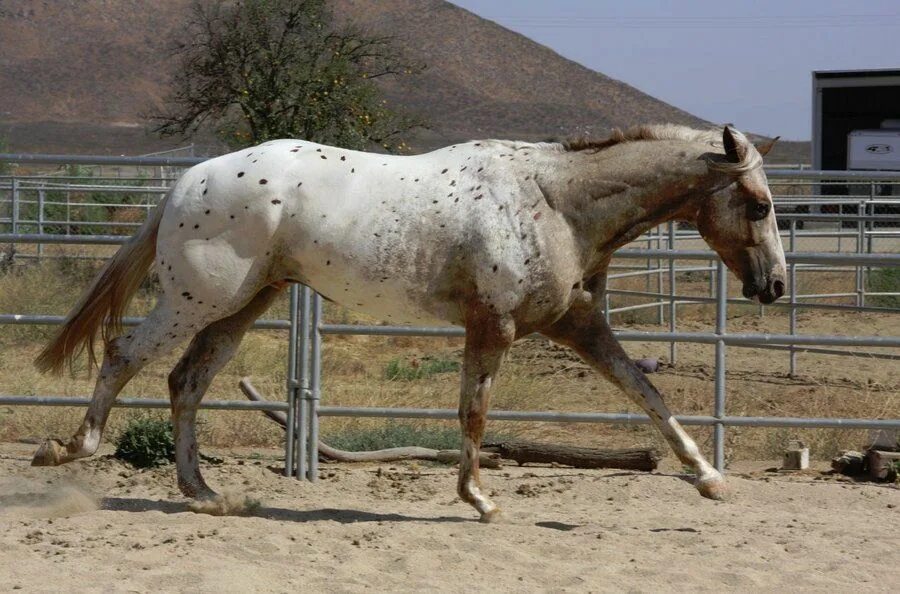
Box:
1 154 898 479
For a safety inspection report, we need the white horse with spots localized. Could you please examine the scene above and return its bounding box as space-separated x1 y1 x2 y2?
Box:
34 125 785 522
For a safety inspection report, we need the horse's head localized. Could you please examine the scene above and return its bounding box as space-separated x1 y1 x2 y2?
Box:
696 127 786 304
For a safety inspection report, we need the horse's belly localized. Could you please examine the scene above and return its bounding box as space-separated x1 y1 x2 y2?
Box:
300 267 458 327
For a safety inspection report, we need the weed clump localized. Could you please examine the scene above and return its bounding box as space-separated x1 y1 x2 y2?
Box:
384 356 460 380
114 416 175 468
867 267 900 308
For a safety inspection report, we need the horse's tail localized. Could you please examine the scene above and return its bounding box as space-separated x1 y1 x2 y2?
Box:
35 190 171 375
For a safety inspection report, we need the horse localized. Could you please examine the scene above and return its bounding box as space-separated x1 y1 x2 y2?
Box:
32 124 785 522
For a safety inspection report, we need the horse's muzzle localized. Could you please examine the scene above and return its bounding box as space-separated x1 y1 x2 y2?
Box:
742 277 784 304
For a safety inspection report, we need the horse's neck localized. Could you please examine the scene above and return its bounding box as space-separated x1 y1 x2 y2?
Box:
539 144 712 271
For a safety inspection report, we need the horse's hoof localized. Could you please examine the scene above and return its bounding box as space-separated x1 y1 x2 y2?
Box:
31 439 66 466
479 507 503 524
696 475 729 501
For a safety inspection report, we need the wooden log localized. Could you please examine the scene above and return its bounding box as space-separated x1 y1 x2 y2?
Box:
483 441 660 471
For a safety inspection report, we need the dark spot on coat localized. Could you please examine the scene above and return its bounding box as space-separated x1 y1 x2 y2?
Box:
441 168 448 174
326 260 331 265
237 172 245 177
320 155 327 160
533 212 542 220
271 199 281 204
204 209 210 214
179 223 184 228
290 149 299 152
230 214 235 219
340 156 346 161
193 224 200 229
474 194 483 200
259 179 268 184
492 264 498 272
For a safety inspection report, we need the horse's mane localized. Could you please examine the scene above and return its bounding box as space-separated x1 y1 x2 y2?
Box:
562 124 761 174
563 124 721 152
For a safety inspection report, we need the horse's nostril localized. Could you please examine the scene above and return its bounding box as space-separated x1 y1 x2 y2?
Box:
772 280 785 298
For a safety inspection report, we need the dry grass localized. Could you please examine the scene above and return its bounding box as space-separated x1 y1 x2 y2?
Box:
1 252 898 466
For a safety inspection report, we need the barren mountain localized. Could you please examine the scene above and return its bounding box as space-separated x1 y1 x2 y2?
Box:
0 0 805 161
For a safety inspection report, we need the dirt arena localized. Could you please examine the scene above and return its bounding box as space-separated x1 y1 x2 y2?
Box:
0 442 897 593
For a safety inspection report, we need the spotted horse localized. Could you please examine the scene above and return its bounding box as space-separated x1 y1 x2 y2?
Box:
33 125 785 522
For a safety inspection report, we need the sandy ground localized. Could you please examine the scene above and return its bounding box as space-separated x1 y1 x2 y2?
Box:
0 443 897 593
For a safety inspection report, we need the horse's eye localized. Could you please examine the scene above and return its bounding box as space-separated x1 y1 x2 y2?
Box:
749 201 770 221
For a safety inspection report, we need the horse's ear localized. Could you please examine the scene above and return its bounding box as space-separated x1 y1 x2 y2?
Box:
722 126 751 164
755 136 780 157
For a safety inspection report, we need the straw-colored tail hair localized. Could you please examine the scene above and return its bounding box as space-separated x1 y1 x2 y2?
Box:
34 192 170 375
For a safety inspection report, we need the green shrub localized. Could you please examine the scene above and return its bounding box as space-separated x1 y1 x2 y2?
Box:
867 267 900 308
384 356 460 380
114 416 175 468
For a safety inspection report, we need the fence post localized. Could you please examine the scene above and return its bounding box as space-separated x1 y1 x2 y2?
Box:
656 225 664 324
10 173 19 236
308 292 323 481
713 259 728 472
295 286 312 480
789 220 798 376
284 284 299 477
37 188 45 260
857 201 865 307
668 222 677 364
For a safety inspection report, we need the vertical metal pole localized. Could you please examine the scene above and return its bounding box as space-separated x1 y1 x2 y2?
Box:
856 201 864 307
866 190 874 255
66 188 71 235
10 177 18 253
284 284 299 477
667 222 677 364
296 286 312 480
789 220 798 377
656 225 664 324
37 189 45 260
713 259 728 472
308 293 323 481
604 292 610 324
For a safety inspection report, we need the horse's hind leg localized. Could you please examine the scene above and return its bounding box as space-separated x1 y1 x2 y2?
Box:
32 299 186 466
543 301 726 500
168 286 282 499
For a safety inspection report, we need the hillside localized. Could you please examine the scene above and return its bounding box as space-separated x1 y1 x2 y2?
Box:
0 0 805 161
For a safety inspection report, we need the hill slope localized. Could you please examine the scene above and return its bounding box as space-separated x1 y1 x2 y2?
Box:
0 0 804 160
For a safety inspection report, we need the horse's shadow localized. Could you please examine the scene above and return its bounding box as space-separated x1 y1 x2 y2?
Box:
101 497 470 524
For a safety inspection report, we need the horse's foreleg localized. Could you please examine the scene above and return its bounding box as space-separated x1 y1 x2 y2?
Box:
543 305 726 500
32 301 183 466
457 316 514 522
168 286 282 499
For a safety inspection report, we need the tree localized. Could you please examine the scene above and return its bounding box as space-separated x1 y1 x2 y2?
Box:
152 0 424 152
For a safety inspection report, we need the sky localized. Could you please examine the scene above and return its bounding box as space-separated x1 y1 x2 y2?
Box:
450 0 900 140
